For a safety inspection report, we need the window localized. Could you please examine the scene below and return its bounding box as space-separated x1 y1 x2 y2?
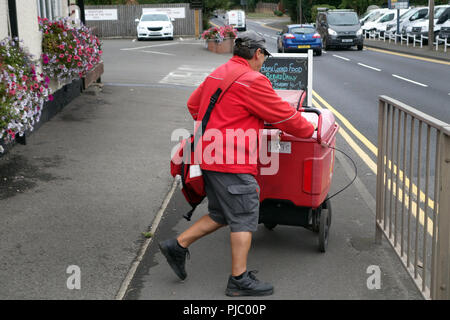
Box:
290 27 315 34
36 0 63 20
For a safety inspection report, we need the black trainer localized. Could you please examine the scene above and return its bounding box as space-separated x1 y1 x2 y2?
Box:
226 270 274 297
158 238 190 280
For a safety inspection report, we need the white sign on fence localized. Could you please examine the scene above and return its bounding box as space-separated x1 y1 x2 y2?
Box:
142 8 186 19
85 9 118 21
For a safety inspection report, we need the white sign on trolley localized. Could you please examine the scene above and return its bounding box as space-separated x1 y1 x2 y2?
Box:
85 9 118 21
142 7 186 19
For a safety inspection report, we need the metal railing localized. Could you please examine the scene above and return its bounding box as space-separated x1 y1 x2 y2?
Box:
376 96 450 300
364 30 449 52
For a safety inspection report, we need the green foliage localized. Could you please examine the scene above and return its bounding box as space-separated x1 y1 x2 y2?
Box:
311 4 336 23
274 10 284 17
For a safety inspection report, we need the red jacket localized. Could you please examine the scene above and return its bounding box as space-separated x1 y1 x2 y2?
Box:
187 55 315 176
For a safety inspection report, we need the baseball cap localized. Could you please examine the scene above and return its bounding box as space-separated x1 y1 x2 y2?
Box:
235 30 271 57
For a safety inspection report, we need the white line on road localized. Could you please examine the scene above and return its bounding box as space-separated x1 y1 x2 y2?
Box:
142 50 175 56
121 43 178 51
357 63 381 72
333 54 350 61
392 74 428 87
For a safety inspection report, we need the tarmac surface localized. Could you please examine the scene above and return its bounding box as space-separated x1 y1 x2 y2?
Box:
0 35 427 300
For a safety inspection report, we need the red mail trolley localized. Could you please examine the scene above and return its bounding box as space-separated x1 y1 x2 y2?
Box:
256 90 339 252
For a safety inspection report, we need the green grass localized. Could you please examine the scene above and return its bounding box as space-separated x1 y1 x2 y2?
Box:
246 12 289 19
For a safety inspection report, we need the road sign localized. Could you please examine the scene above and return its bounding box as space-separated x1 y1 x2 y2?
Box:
389 0 409 9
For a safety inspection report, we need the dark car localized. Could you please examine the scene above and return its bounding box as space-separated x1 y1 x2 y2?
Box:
316 9 364 50
277 24 322 55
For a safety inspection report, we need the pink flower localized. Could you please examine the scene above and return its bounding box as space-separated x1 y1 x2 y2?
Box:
59 54 64 58
48 94 54 101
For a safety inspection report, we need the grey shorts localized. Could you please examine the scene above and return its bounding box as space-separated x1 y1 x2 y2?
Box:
203 170 260 232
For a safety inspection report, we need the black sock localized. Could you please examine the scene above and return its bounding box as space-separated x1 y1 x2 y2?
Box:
233 271 246 280
176 240 186 250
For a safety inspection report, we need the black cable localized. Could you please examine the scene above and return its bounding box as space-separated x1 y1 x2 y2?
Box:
321 144 358 203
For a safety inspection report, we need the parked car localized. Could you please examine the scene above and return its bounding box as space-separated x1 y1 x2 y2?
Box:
360 8 388 26
316 9 364 50
226 10 246 31
407 5 450 41
277 24 322 55
438 18 450 39
385 7 428 34
362 9 409 36
135 13 174 41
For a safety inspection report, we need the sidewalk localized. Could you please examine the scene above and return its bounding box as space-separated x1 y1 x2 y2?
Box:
124 136 423 299
0 39 424 300
363 38 450 62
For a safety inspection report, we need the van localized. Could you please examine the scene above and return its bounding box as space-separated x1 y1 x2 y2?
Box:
385 7 428 35
226 10 246 31
316 9 364 50
362 9 409 36
408 5 450 41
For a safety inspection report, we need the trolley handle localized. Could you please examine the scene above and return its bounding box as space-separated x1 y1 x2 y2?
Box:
299 107 322 145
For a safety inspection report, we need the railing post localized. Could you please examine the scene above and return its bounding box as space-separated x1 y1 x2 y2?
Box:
376 99 386 245
434 129 450 299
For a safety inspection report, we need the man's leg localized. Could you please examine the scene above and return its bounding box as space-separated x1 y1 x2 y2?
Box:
177 214 225 248
230 231 252 276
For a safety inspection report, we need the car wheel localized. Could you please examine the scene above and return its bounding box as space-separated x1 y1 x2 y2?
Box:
324 38 330 50
137 37 142 41
357 44 363 50
315 49 322 56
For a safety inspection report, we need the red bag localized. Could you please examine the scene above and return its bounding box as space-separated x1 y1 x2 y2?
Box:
170 67 249 221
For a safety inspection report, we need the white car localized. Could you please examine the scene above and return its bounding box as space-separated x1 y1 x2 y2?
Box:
136 13 174 41
374 9 409 35
407 5 450 40
385 7 428 34
362 9 395 33
360 8 388 25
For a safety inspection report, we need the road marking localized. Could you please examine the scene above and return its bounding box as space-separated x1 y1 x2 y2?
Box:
121 43 178 51
333 54 350 61
322 50 327 53
313 90 435 212
366 47 450 66
357 62 381 72
159 65 214 87
115 177 180 300
142 50 175 56
312 94 434 236
392 74 428 87
210 21 221 28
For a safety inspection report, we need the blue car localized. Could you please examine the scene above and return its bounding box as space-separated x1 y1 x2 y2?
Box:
277 24 322 55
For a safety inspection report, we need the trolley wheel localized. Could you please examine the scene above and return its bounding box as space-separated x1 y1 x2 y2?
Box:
264 223 277 230
318 199 332 253
312 208 320 233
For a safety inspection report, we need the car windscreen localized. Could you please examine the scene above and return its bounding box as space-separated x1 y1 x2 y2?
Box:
425 7 448 19
367 12 384 22
290 27 315 34
141 14 169 22
328 12 359 25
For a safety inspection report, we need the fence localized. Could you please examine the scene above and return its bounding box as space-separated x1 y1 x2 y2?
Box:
376 96 450 300
85 4 202 38
364 30 449 52
255 2 278 13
